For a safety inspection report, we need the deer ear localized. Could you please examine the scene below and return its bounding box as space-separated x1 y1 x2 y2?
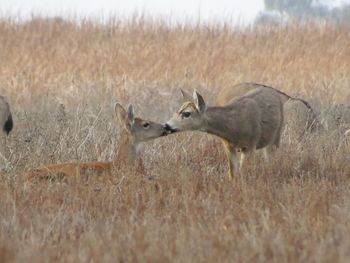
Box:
115 103 134 131
127 104 134 124
180 89 192 102
193 90 206 113
115 103 127 123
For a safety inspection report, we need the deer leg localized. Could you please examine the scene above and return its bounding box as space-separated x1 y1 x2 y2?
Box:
222 140 239 179
264 141 279 163
273 122 283 149
263 148 270 163
240 152 246 169
3 136 7 159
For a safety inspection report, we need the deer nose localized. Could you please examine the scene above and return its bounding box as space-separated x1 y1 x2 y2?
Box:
164 123 177 133
164 123 172 131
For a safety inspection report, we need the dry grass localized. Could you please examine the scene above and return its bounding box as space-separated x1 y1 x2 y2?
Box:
0 16 350 262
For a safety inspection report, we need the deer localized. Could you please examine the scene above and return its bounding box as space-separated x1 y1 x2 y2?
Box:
0 96 13 162
0 96 13 136
24 103 167 180
164 83 314 179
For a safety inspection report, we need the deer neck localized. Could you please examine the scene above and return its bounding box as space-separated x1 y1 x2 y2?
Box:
202 106 238 143
114 130 139 166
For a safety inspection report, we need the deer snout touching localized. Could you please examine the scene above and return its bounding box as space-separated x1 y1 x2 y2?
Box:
164 123 178 134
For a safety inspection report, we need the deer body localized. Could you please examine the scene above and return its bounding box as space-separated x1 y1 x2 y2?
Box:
24 161 113 180
24 103 166 180
203 89 283 151
165 86 285 179
217 82 308 106
217 82 319 135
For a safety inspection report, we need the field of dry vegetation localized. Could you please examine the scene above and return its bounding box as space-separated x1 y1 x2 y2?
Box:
0 16 350 262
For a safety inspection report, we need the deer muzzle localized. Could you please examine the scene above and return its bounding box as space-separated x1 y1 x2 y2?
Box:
164 123 177 134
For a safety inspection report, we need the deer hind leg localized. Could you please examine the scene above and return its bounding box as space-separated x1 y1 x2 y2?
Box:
240 151 246 168
222 140 240 180
262 123 283 163
274 116 284 149
265 127 282 162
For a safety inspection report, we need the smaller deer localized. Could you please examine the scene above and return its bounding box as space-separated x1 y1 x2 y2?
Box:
24 103 166 180
165 87 285 179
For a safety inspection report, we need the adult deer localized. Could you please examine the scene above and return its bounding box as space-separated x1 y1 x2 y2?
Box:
24 103 166 180
165 83 313 179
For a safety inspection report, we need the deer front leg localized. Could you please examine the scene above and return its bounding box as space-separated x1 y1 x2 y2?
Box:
222 140 240 180
263 148 270 163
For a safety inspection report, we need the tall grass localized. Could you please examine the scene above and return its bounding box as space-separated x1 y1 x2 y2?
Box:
0 16 349 262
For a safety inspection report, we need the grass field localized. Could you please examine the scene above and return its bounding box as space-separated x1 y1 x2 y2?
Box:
0 16 350 262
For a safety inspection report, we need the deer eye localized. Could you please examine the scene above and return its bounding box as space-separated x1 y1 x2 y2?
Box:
143 122 150 129
181 112 191 118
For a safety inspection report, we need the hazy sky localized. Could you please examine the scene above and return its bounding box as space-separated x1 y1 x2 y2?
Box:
0 0 264 24
1 0 350 24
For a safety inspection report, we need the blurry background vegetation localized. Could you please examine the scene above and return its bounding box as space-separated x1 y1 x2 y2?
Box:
257 0 350 24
